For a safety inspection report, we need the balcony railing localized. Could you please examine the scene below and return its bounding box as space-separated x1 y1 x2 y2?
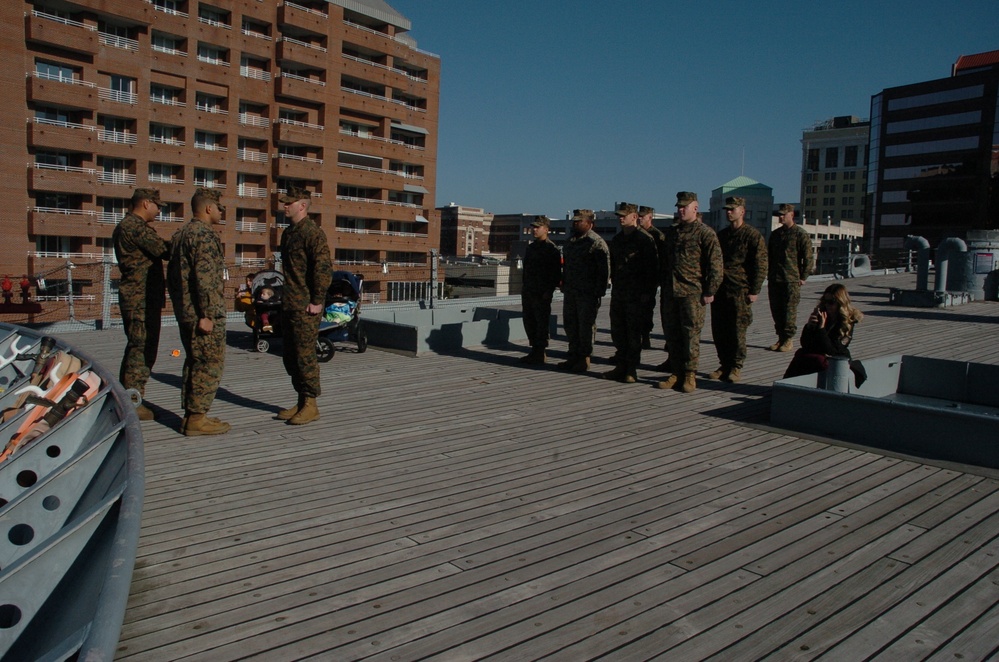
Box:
237 185 268 198
278 117 324 130
98 212 123 224
29 10 96 32
198 17 231 30
31 206 98 218
30 71 95 88
235 221 267 233
339 129 422 150
99 130 137 144
32 251 105 260
99 88 137 104
343 18 440 59
279 71 325 86
276 153 324 165
32 117 95 132
336 194 418 209
335 227 424 238
239 66 271 81
235 257 268 267
284 2 327 18
197 55 230 67
241 28 272 41
31 162 95 175
193 180 226 189
195 103 228 115
151 95 186 107
237 149 268 163
150 135 185 146
281 36 326 53
99 33 138 51
195 143 228 152
151 44 187 57
239 113 270 128
98 171 136 184
145 0 188 18
147 174 182 185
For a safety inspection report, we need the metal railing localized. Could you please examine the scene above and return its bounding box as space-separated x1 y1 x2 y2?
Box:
241 28 272 41
277 117 324 130
197 55 230 67
98 171 136 184
237 185 268 198
144 0 188 18
30 71 95 87
99 130 137 144
276 153 323 164
239 66 271 81
239 113 271 128
235 221 267 233
237 149 268 163
149 135 185 146
99 33 138 51
281 36 326 52
192 180 226 189
195 143 228 152
335 227 426 238
279 71 325 86
284 2 327 18
147 174 182 184
150 96 186 107
197 16 231 30
29 10 96 31
31 206 98 218
151 44 187 57
336 194 419 209
98 88 137 104
195 103 228 115
31 117 95 132
31 162 95 175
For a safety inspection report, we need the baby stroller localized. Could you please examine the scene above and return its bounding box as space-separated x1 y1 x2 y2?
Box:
246 270 284 353
315 271 367 362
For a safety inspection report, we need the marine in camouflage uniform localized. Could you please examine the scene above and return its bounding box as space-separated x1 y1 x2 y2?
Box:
519 216 562 364
767 203 813 352
709 197 768 383
657 191 723 393
112 188 169 420
558 209 609 373
603 202 659 383
638 205 665 351
277 186 333 425
167 188 229 436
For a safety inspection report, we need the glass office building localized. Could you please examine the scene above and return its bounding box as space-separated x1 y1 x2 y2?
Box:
867 49 999 251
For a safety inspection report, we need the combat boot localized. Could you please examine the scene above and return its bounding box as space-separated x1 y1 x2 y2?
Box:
707 366 727 380
622 372 637 384
556 357 575 370
777 339 794 352
601 366 627 381
681 372 697 393
288 397 320 425
656 374 679 390
277 394 304 420
519 349 545 365
768 337 784 351
135 403 155 421
182 413 230 437
723 368 742 383
570 357 590 373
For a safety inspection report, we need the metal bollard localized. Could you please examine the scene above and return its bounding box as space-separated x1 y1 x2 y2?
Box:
823 356 852 393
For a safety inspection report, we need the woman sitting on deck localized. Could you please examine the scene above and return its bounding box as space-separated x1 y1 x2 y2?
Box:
783 283 866 382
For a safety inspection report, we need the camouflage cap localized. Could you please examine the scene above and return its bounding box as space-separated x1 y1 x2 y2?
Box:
131 188 164 207
615 202 639 216
723 196 746 209
194 187 222 203
675 191 698 207
638 205 655 216
773 203 796 216
571 209 595 221
279 186 312 204
531 215 550 228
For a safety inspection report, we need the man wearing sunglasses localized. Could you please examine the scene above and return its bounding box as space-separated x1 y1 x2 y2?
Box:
113 187 170 421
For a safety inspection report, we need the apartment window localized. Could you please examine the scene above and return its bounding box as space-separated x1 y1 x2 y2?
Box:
240 55 270 81
197 43 229 66
36 236 72 254
150 123 183 145
824 172 836 181
36 193 77 210
806 148 820 171
824 147 839 169
198 4 231 27
99 197 129 220
195 130 226 151
844 145 859 168
196 92 227 114
35 60 77 82
35 151 71 168
152 0 185 12
194 168 224 188
98 157 133 184
238 101 270 128
151 84 184 106
100 116 135 143
151 32 185 55
241 18 270 39
148 162 181 184
35 106 73 123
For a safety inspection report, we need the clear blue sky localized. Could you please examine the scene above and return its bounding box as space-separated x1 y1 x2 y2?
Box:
387 0 999 218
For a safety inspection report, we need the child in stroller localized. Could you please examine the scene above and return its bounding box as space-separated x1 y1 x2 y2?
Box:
244 270 284 352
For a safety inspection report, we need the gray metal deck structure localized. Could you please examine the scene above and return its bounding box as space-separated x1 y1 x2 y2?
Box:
55 271 999 661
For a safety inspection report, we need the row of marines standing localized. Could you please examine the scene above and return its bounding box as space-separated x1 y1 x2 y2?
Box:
112 185 332 435
520 192 813 391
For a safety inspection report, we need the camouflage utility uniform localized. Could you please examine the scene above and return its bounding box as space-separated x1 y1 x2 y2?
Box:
711 223 767 372
280 216 333 398
113 212 169 396
167 218 226 414
521 235 562 353
768 224 813 343
561 229 609 365
661 221 723 373
608 228 658 377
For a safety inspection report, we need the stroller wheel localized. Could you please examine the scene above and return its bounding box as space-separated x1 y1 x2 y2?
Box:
256 338 270 353
316 336 335 363
356 328 368 353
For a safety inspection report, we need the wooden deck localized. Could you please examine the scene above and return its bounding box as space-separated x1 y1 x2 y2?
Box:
57 271 999 661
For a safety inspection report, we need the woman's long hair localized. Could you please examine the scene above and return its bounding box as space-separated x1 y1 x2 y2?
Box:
823 283 863 344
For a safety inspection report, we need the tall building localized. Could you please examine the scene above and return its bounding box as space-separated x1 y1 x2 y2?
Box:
1 0 440 306
438 204 494 258
706 177 774 238
800 116 870 231
867 49 999 251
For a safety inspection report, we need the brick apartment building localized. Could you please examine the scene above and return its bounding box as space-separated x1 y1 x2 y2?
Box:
1 0 440 315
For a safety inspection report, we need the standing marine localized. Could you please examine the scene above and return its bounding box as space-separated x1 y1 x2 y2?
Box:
656 191 723 393
167 187 230 436
112 187 169 420
709 196 767 383
638 205 665 351
519 215 562 365
767 203 813 352
603 202 658 383
276 186 333 425
557 209 609 373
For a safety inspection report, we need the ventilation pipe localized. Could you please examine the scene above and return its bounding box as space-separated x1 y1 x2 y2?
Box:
935 237 968 293
904 235 930 291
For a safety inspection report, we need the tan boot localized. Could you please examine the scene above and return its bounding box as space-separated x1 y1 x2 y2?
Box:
777 339 794 352
135 403 155 421
707 366 727 380
656 374 679 390
723 368 742 383
182 413 230 436
570 357 590 373
681 371 697 393
768 338 783 351
277 395 304 420
288 397 319 425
